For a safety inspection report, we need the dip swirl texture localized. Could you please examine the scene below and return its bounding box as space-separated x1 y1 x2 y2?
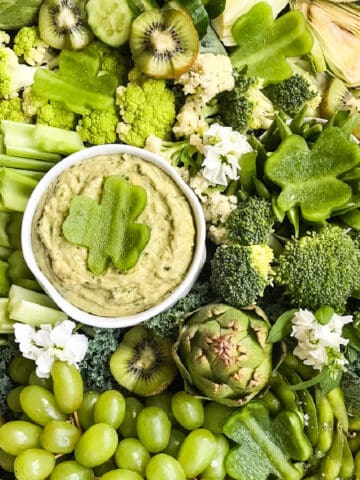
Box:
32 153 196 317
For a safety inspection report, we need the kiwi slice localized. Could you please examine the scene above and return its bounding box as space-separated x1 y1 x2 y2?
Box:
129 8 199 79
110 325 177 396
320 77 359 119
39 0 93 50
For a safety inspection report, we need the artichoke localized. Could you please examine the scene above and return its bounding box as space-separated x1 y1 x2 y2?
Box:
172 303 273 406
291 0 360 87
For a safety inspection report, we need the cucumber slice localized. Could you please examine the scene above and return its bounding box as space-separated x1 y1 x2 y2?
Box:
86 0 134 47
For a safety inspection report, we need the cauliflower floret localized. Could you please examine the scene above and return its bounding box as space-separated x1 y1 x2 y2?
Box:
189 173 215 201
13 27 58 67
172 98 210 138
175 53 235 103
0 47 38 98
116 68 176 147
202 191 238 225
0 31 10 46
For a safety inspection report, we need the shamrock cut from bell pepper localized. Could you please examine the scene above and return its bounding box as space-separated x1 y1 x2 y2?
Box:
62 175 151 275
223 401 312 480
265 126 360 223
230 2 313 84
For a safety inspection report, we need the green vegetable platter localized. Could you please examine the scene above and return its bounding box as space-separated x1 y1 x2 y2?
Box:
2 0 360 479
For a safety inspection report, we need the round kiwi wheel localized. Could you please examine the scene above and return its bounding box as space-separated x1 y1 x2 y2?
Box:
110 326 178 396
129 8 199 79
39 0 93 50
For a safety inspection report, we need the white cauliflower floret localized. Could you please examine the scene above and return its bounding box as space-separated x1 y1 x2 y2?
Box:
202 191 238 225
144 133 163 156
0 31 10 46
172 98 209 138
189 173 214 201
176 53 235 103
175 166 190 184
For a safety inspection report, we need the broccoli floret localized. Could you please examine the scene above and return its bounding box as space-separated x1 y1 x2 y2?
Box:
0 338 18 418
91 40 130 85
145 281 214 341
0 46 38 99
13 26 58 67
216 71 275 133
276 225 360 313
264 74 319 117
77 106 119 145
210 243 274 308
0 97 30 122
225 196 275 245
22 87 77 130
79 327 122 392
116 68 176 147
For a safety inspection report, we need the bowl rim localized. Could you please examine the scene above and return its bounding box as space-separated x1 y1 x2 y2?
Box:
21 144 207 329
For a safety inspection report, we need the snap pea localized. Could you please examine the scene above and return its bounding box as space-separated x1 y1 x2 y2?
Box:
315 388 334 455
319 426 344 479
286 206 300 238
339 433 355 480
253 178 272 200
282 352 314 380
355 449 360 479
259 390 281 415
270 371 303 425
349 432 360 454
326 387 349 434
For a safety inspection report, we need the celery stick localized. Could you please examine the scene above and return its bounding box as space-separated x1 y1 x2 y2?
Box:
0 168 38 212
9 284 57 309
9 299 67 326
0 298 14 334
9 169 45 180
1 121 62 162
7 213 22 249
0 259 9 296
0 153 53 171
33 124 84 155
0 211 10 248
7 250 37 287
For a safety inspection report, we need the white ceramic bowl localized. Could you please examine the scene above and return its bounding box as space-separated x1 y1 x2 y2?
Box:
21 144 207 329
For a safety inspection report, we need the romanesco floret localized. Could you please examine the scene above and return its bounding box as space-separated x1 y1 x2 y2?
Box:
13 26 57 67
264 73 320 117
91 40 130 84
216 71 276 133
0 97 30 122
77 107 119 145
22 87 77 130
276 225 360 313
210 243 274 308
0 46 38 98
116 68 176 147
225 196 275 246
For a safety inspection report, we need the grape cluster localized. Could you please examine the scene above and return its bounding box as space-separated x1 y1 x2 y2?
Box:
0 355 232 480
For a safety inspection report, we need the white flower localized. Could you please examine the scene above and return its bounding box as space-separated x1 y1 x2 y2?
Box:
290 309 352 371
200 124 253 186
14 320 88 378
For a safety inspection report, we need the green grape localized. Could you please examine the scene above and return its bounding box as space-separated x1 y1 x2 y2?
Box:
199 433 229 479
0 447 15 472
50 460 94 480
0 420 42 456
40 420 81 454
101 469 144 480
114 438 150 475
145 453 186 480
202 402 234 434
8 355 34 385
75 423 118 468
163 429 186 457
171 391 204 430
136 406 171 453
94 390 126 429
20 385 67 426
51 360 84 414
119 397 143 438
78 391 101 430
94 458 117 477
7 385 24 413
145 392 177 425
177 429 216 478
29 370 53 390
14 448 55 480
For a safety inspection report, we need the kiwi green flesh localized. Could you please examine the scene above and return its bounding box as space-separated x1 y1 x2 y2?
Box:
110 326 177 396
320 77 352 119
39 0 92 50
130 8 199 79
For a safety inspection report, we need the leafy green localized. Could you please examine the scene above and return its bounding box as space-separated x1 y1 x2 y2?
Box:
63 176 151 275
265 127 360 222
0 0 42 29
230 2 313 84
0 338 18 417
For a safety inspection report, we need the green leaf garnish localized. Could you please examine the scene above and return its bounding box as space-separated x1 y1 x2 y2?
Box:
62 175 151 276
